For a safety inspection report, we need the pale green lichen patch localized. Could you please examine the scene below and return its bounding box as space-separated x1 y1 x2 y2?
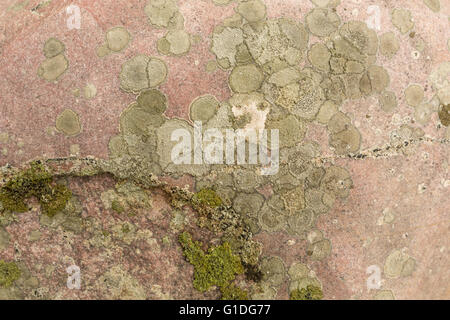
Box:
423 0 440 13
43 38 65 58
327 112 361 155
0 227 10 250
137 89 167 115
373 289 395 300
190 95 219 122
145 0 179 29
260 256 285 287
106 26 131 52
212 0 233 6
158 30 191 56
438 104 450 126
37 54 68 81
391 9 414 34
229 64 264 93
56 109 81 136
378 90 398 112
308 43 331 73
211 27 244 68
96 265 147 300
379 32 399 58
237 0 266 23
305 8 341 37
119 55 150 92
405 84 424 107
119 55 167 92
384 249 416 278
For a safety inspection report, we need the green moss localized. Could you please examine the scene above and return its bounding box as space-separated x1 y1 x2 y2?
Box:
194 188 223 208
111 200 125 214
122 224 130 234
290 285 323 300
0 260 21 288
220 283 248 300
0 162 72 217
178 231 245 297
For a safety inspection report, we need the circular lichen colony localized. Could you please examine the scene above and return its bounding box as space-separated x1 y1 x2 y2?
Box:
160 30 191 56
37 54 69 81
229 64 264 93
119 55 167 92
144 0 179 28
305 8 341 37
106 27 131 52
43 38 65 58
55 109 81 136
147 58 168 87
189 95 220 123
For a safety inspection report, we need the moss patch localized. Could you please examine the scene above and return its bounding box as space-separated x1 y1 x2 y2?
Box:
0 260 21 288
179 232 245 296
194 188 223 208
0 162 71 216
290 285 323 300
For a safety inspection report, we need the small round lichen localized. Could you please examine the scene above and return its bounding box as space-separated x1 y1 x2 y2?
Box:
0 260 21 288
136 89 167 114
405 84 424 107
147 58 168 87
56 109 81 136
144 0 179 28
379 32 399 58
305 8 341 37
391 8 414 34
37 54 69 81
106 27 131 52
378 90 398 112
229 64 264 93
164 29 191 56
119 55 150 92
237 0 266 23
423 0 440 13
438 104 450 126
308 43 331 72
189 95 219 122
43 38 65 58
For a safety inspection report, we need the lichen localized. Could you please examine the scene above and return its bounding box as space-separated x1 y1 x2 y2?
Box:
290 285 323 300
438 104 449 126
0 162 71 217
111 200 125 214
178 231 245 297
194 188 223 208
0 260 21 288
